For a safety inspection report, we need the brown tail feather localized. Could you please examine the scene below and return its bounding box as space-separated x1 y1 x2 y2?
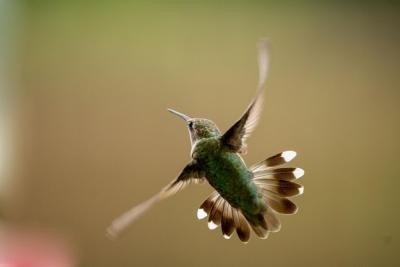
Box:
198 192 253 242
249 151 304 234
243 211 269 239
197 192 269 242
235 210 251 243
250 150 298 171
196 151 303 242
221 201 236 239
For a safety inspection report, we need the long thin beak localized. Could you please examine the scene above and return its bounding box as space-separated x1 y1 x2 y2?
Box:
167 108 191 122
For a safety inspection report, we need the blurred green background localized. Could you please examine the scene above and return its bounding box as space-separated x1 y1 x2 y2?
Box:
1 0 399 266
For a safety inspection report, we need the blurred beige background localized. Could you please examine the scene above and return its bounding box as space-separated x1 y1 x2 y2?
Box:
1 1 399 266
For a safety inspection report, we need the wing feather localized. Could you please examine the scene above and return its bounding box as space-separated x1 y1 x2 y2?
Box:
107 161 204 238
162 161 205 198
221 40 270 154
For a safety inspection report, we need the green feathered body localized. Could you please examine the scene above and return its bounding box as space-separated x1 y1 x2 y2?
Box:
192 137 265 215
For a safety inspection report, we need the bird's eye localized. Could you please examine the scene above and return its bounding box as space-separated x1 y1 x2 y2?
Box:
188 121 194 128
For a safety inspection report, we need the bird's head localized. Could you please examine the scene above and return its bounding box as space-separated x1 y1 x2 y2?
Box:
168 108 220 144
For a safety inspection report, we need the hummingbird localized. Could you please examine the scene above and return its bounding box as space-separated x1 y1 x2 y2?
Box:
107 40 304 243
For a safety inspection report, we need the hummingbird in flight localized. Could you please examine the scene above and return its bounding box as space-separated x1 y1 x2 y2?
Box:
107 40 304 243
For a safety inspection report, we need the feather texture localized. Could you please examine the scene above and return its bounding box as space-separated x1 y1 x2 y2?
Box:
107 161 204 239
221 40 270 154
221 201 236 239
253 167 304 181
255 180 304 197
262 194 298 214
251 151 297 171
235 211 251 243
244 212 269 239
264 206 281 232
198 192 253 243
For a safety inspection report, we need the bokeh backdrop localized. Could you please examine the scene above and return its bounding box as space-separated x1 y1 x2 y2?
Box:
1 1 399 266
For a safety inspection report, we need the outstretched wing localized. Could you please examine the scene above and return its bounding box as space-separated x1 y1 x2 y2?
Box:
107 161 204 239
162 161 205 197
221 40 270 154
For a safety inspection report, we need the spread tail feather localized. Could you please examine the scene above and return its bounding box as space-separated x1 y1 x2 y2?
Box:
250 151 304 215
198 192 251 242
197 191 271 242
250 151 304 232
197 151 304 242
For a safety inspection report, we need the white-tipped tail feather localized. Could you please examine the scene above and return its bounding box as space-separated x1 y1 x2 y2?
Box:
195 150 303 242
294 168 305 179
208 221 218 230
223 234 232 239
196 150 303 243
250 150 298 171
282 151 297 162
250 151 303 216
197 208 208 220
199 191 251 242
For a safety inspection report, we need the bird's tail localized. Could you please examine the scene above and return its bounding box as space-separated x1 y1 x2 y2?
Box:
196 150 304 242
248 150 304 237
